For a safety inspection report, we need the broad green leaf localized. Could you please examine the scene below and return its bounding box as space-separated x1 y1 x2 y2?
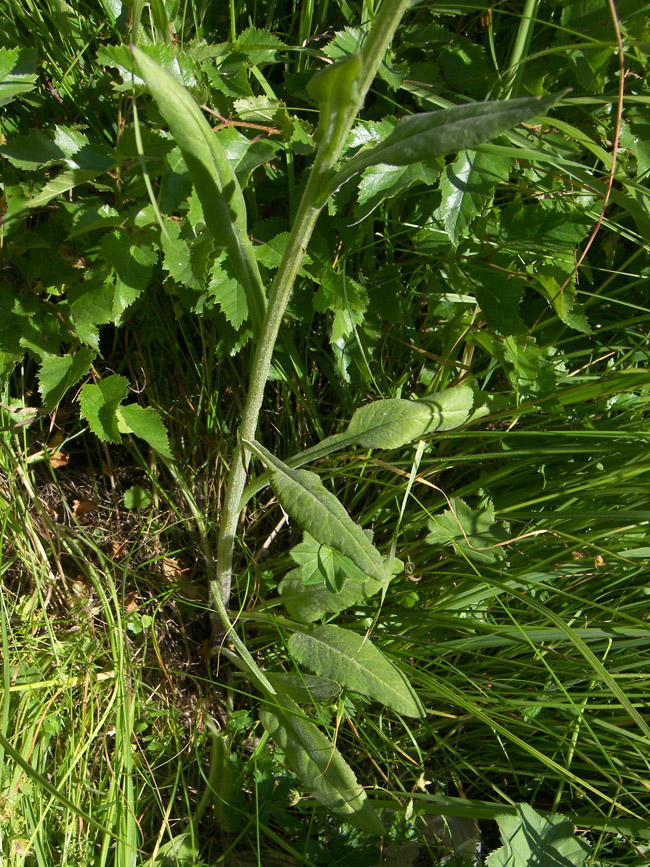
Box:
99 231 158 305
265 672 341 704
333 92 566 187
500 202 592 248
38 349 95 411
426 497 509 564
99 44 198 91
160 220 213 292
346 386 475 449
288 624 425 718
437 150 513 245
357 160 440 220
307 55 362 160
0 131 67 171
534 270 591 334
313 270 368 342
132 47 267 334
207 253 248 329
117 404 173 459
279 567 392 624
260 691 385 834
486 803 590 866
290 532 369 589
462 262 527 335
123 485 152 510
79 375 129 444
150 833 197 867
245 440 388 584
0 47 37 107
236 27 288 65
28 169 105 209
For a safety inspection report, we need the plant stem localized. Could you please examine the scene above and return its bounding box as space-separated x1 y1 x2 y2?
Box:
210 0 414 637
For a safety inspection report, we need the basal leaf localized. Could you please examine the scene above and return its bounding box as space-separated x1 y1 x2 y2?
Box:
260 691 385 835
288 624 425 718
265 672 341 704
534 270 591 334
245 440 388 584
334 92 566 187
462 262 527 335
437 149 513 245
132 47 267 334
486 803 590 866
307 55 362 160
346 386 475 449
426 497 509 564
117 404 172 459
290 532 369 589
236 27 288 66
79 375 129 444
160 219 213 292
207 253 248 329
100 231 158 307
38 349 95 412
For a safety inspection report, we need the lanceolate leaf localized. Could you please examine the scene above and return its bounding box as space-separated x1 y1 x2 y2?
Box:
288 624 425 718
333 92 567 188
260 691 385 835
346 386 475 449
132 47 267 334
307 54 362 160
244 440 388 583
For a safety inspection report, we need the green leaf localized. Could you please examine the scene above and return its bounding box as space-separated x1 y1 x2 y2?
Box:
334 92 566 187
132 47 267 335
346 386 475 449
160 219 213 292
260 691 385 834
236 27 287 65
38 349 95 411
426 497 509 564
313 270 368 343
117 404 173 459
290 532 369 589
79 375 129 444
486 803 590 866
123 485 152 510
245 440 388 584
288 624 425 718
437 150 513 245
150 833 197 867
307 55 362 160
534 270 591 334
0 47 38 107
207 253 248 329
356 160 440 220
265 672 341 704
279 567 392 624
462 262 527 335
28 169 105 209
99 231 157 307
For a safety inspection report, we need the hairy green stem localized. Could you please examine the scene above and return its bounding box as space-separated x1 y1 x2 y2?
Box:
210 0 413 638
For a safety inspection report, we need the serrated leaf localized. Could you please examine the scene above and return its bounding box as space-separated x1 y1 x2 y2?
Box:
347 386 475 449
426 497 509 564
236 27 287 65
28 169 104 209
334 92 566 187
260 691 385 834
437 150 513 245
207 253 248 328
462 262 527 335
117 404 172 459
79 375 129 444
500 202 592 247
313 270 368 342
0 47 38 107
279 567 392 623
288 625 425 718
245 440 388 584
38 349 95 411
290 532 369 589
307 55 361 160
534 270 591 333
100 231 157 306
161 220 212 292
357 161 440 220
486 803 590 866
132 47 266 334
123 485 152 510
0 131 67 171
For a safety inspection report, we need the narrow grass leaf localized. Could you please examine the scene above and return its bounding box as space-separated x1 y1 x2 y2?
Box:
288 624 425 717
260 691 385 835
346 386 475 449
131 47 267 334
245 440 388 583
